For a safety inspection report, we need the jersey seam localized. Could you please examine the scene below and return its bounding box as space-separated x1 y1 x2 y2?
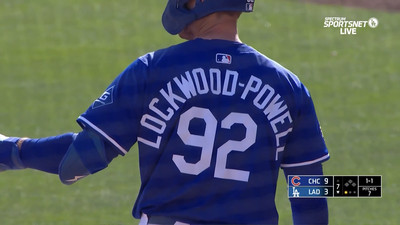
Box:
77 116 128 155
280 153 330 168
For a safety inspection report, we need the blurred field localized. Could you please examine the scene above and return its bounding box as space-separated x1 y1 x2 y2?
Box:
0 0 399 224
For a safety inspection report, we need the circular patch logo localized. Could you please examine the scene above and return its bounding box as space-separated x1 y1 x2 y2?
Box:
368 17 379 28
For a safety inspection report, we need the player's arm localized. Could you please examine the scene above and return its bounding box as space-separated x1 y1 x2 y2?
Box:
283 163 329 225
0 129 119 184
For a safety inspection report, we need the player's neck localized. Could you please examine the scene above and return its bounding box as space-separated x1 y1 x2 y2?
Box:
179 13 242 43
197 23 241 43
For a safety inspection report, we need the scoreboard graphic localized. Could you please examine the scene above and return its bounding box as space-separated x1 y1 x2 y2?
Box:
288 175 381 198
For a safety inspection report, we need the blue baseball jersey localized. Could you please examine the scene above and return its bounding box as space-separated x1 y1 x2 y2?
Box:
77 38 329 224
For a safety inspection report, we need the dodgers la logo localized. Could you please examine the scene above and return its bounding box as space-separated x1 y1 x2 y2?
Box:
92 86 115 109
216 53 232 64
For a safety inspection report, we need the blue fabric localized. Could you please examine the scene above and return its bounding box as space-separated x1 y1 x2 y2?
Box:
280 83 329 168
77 60 145 155
0 138 25 171
20 133 76 174
19 130 119 176
284 163 329 225
59 129 119 185
78 39 329 224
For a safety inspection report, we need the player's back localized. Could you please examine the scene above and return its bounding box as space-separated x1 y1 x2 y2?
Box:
133 38 305 224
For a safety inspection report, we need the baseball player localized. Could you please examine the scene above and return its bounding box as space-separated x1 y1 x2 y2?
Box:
0 0 330 224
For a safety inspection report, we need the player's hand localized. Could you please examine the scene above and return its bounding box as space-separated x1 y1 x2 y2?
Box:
0 134 25 172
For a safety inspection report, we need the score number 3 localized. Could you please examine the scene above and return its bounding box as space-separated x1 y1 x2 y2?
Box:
173 107 257 182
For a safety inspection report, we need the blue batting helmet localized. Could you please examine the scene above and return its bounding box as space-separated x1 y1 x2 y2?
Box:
162 0 255 35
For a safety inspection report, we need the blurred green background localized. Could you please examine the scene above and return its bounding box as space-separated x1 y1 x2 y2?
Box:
0 0 399 224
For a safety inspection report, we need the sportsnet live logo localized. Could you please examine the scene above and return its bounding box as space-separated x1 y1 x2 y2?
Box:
324 17 379 35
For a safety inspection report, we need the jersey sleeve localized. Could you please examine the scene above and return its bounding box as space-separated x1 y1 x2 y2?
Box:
77 58 148 155
281 83 329 168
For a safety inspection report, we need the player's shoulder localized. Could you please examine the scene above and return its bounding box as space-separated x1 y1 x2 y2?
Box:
135 40 303 87
125 41 196 76
137 51 155 67
135 41 185 67
135 39 211 69
246 46 303 88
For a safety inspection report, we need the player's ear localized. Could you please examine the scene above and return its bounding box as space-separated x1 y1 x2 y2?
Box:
184 0 196 10
184 0 205 10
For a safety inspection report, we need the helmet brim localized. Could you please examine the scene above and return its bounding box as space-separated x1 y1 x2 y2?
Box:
162 0 194 35
162 0 255 35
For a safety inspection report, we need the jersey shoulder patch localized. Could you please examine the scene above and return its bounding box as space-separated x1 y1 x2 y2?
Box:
92 86 115 109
